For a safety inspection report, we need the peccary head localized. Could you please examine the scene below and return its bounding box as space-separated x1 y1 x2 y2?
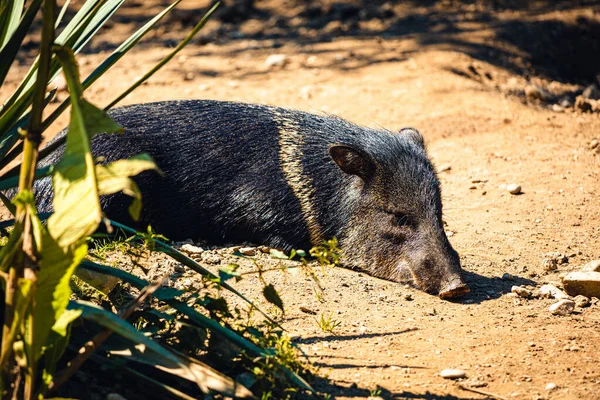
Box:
329 128 469 299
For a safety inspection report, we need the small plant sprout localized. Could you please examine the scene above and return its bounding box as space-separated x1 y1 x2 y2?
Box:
315 312 342 334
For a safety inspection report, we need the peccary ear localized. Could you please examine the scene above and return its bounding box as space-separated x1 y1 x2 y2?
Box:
329 144 376 181
400 127 425 148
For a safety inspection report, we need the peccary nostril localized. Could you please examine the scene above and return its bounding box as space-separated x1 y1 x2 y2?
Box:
439 282 470 299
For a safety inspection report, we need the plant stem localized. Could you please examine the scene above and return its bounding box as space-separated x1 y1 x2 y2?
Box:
1 0 57 398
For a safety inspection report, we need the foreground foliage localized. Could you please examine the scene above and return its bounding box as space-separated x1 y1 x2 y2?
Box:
0 1 337 398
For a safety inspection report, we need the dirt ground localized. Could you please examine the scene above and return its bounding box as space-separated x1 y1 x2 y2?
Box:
3 1 600 399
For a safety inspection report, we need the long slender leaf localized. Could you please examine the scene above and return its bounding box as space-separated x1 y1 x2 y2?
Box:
0 86 55 171
86 351 197 400
106 1 220 109
0 0 182 174
0 0 118 142
54 0 72 29
77 260 313 393
0 0 24 50
107 219 280 328
0 0 42 88
0 166 52 191
67 300 199 387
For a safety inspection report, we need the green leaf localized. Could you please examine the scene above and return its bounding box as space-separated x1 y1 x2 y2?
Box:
42 309 83 391
105 1 220 109
0 0 24 49
218 264 240 283
0 278 32 369
48 46 122 248
269 249 288 260
68 300 202 388
0 0 42 87
79 260 183 302
263 284 284 313
96 154 159 220
32 235 87 361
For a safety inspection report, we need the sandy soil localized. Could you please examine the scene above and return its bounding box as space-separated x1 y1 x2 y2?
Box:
2 1 600 399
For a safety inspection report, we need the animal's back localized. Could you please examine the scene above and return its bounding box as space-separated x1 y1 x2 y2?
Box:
36 100 354 249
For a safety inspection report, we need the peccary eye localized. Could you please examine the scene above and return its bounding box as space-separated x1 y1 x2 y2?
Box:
391 213 412 228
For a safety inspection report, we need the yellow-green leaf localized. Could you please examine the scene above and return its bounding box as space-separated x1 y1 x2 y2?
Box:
96 154 158 220
48 47 122 248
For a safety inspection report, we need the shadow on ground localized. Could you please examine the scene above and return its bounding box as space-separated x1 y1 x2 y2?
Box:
459 270 536 303
40 0 599 86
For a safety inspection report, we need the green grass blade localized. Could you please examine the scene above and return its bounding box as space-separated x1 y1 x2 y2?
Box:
107 218 281 328
0 0 42 88
105 1 220 109
0 166 52 191
80 260 183 302
0 87 55 169
54 0 72 29
67 300 194 373
30 0 183 167
0 0 116 136
0 0 24 50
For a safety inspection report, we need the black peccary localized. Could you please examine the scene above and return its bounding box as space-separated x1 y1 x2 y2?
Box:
36 100 469 299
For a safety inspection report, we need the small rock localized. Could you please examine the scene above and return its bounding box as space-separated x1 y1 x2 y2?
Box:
501 272 515 281
299 306 317 315
542 252 568 271
545 382 557 391
403 293 413 301
239 247 256 256
180 243 204 255
525 84 552 101
299 85 314 99
582 259 600 272
507 184 522 195
539 284 569 300
559 96 573 108
575 95 594 113
511 285 532 298
201 252 221 265
549 299 575 316
552 104 565 112
258 245 271 253
573 295 590 308
265 54 288 69
582 84 600 100
562 271 600 297
173 264 186 273
440 369 466 379
184 72 195 81
305 55 318 66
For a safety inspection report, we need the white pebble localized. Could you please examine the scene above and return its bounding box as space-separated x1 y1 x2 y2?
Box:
239 247 256 256
179 243 204 255
506 183 522 195
539 284 569 300
440 369 466 379
545 382 557 391
201 252 221 265
549 299 575 316
265 54 288 68
511 286 532 298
